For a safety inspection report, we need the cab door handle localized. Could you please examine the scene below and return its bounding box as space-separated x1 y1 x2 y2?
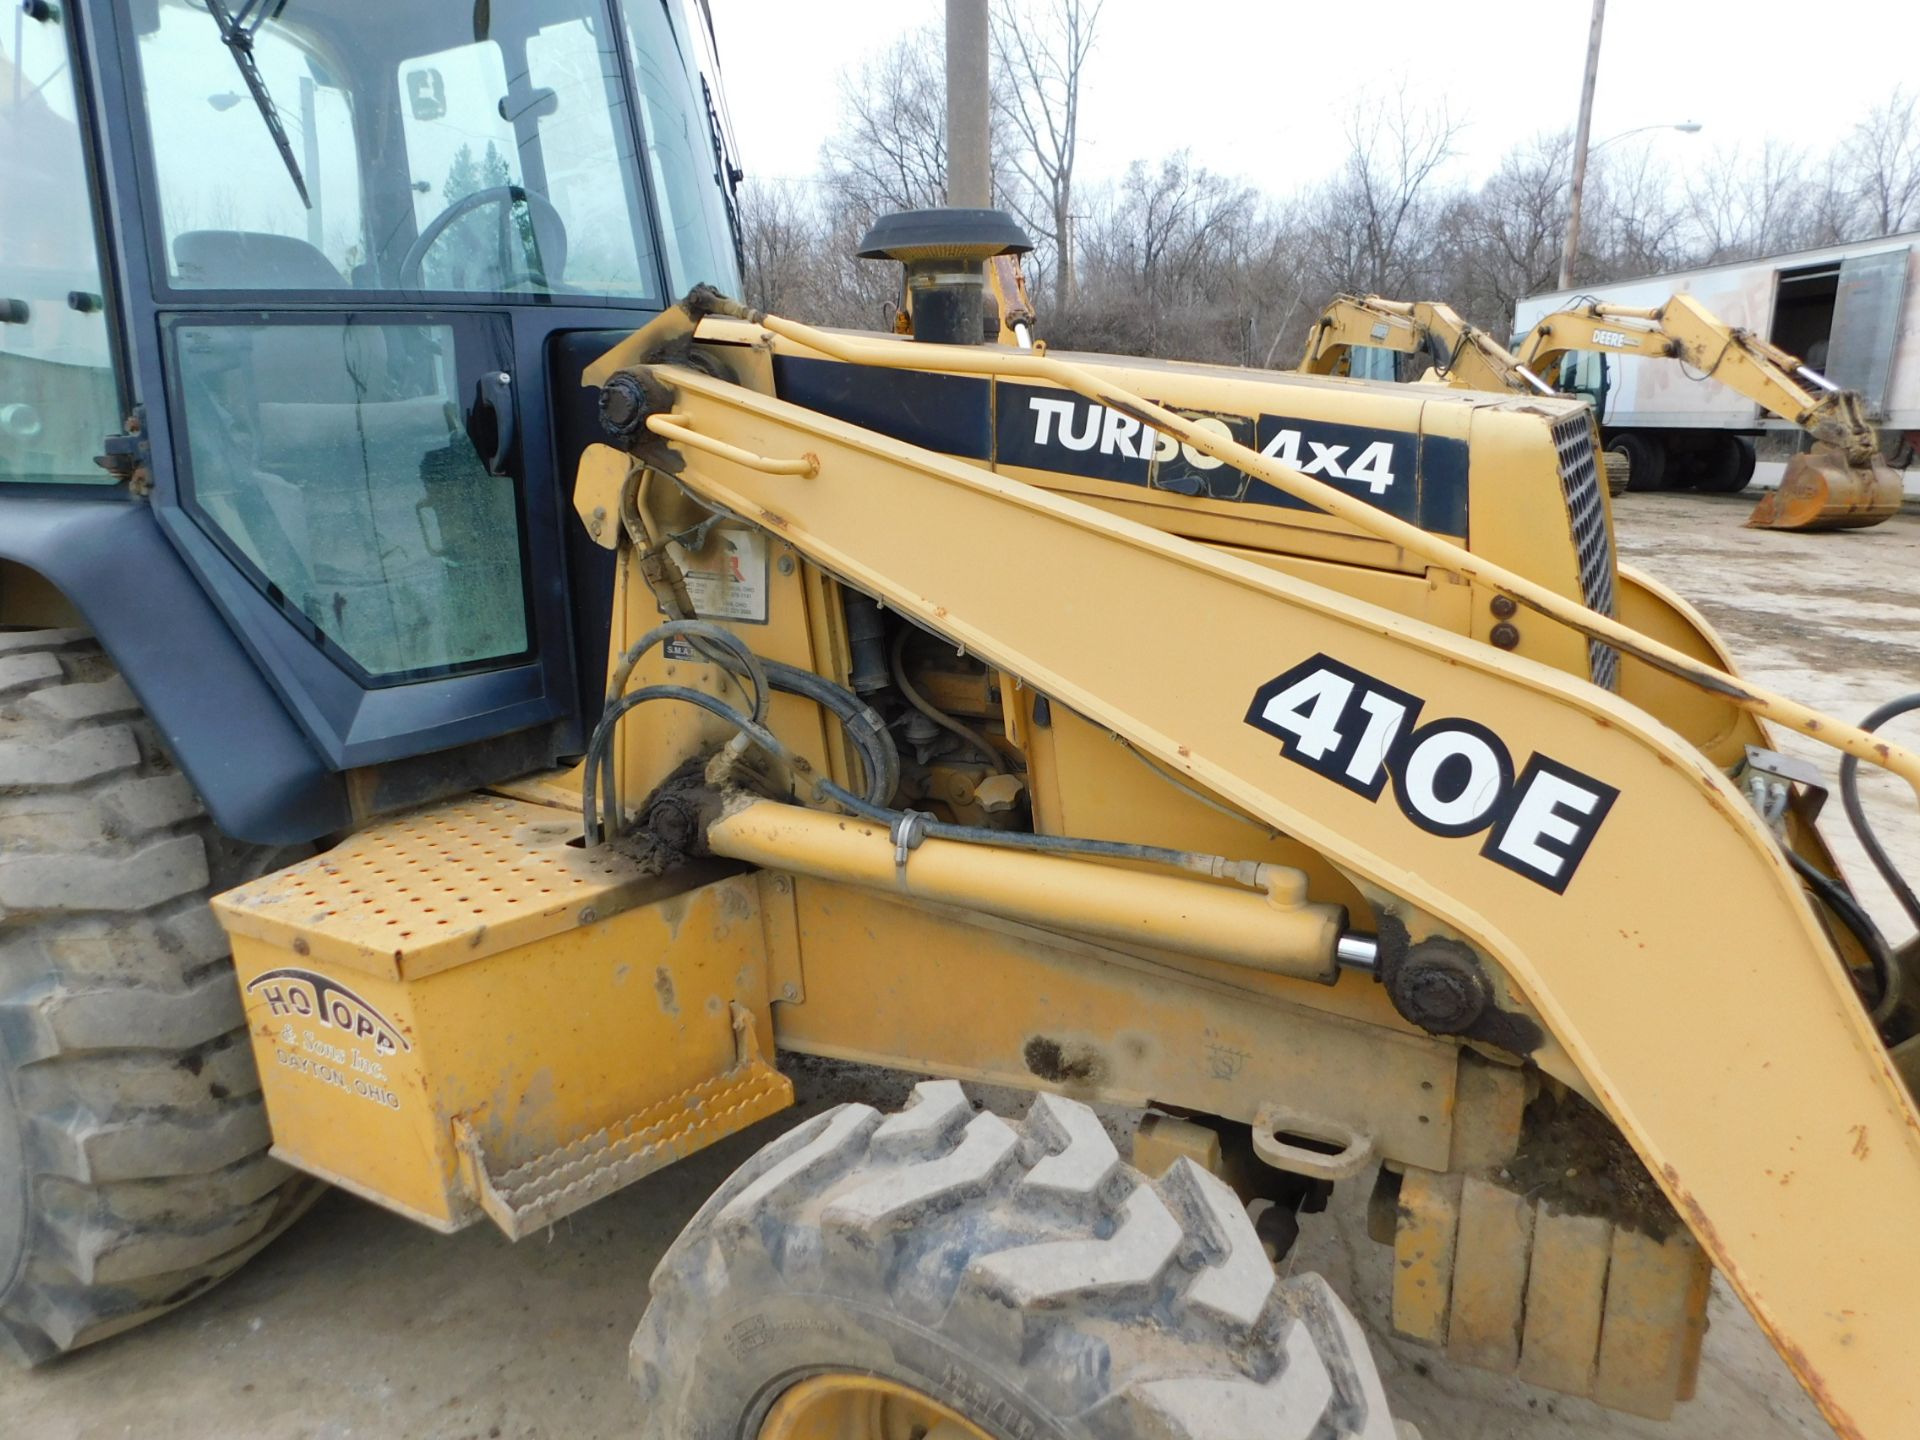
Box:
474 370 515 476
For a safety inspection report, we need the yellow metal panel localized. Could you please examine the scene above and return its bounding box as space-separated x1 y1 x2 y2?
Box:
218 797 783 1230
1518 1209 1613 1397
1592 1225 1714 1420
772 878 1459 1172
1445 1174 1534 1374
1614 562 1762 769
1447 1056 1529 1172
214 796 653 981
572 442 632 549
1392 1168 1462 1344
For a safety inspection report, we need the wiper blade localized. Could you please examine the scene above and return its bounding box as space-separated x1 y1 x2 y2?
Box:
205 0 311 210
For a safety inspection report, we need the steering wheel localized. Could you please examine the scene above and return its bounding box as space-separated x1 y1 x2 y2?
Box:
400 184 567 293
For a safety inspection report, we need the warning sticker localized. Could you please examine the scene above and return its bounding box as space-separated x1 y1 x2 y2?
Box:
668 527 770 624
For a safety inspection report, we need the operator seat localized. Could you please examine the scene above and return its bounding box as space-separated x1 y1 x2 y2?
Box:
172 230 350 290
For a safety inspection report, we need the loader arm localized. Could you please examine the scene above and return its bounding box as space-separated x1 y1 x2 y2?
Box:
600 318 1920 1440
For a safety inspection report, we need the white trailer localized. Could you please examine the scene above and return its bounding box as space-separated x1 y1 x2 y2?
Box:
1514 234 1920 472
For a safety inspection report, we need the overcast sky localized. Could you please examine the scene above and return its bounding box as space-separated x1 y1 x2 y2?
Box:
711 0 1911 201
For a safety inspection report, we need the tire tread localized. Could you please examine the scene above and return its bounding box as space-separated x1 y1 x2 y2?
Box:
0 634 314 1365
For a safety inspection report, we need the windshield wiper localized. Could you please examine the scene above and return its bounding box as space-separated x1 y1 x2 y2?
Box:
205 0 311 209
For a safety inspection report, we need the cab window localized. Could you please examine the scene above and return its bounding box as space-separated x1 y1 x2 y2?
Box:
131 0 662 300
0 7 121 484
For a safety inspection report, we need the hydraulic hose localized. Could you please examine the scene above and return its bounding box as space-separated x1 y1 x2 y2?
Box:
1787 849 1902 1027
1839 694 1920 934
889 627 1006 772
582 656 899 843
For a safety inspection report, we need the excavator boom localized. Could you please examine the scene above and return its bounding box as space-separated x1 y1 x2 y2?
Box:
1301 294 1630 493
1516 294 1904 530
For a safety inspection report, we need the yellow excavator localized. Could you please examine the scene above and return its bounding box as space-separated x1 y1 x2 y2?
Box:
1297 295 1630 494
1516 295 1905 530
1303 293 1906 530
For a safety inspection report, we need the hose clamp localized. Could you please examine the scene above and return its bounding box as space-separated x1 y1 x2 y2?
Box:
890 810 931 870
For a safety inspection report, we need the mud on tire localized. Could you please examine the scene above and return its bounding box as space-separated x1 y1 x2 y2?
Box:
634 1080 1405 1439
0 629 317 1364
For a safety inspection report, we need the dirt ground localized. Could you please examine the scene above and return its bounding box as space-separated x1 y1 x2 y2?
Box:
6 491 1916 1440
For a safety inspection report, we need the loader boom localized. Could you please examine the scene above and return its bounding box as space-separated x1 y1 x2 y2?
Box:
591 313 1920 1440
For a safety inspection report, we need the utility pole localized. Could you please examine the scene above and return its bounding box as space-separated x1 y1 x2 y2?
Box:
1558 0 1605 290
945 0 991 208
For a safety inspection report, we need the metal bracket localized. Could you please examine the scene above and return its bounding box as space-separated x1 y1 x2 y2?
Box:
1738 744 1827 835
1251 1102 1377 1182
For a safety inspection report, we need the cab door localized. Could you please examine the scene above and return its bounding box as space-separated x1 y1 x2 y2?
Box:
82 0 728 773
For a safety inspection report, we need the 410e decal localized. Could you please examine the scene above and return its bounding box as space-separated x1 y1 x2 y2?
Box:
1246 654 1617 893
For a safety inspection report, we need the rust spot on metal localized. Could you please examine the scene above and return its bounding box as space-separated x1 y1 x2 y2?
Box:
1849 1123 1869 1159
654 965 680 1016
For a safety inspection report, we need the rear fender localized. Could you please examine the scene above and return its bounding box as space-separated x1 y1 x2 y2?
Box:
0 496 347 844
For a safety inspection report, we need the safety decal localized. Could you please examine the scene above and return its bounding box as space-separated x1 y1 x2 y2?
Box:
670 524 770 624
1245 654 1617 893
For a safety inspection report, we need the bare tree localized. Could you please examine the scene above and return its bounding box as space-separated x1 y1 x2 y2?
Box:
1686 140 1818 264
1844 85 1920 237
1577 146 1692 284
737 179 826 316
1439 131 1572 326
990 0 1101 309
773 21 1914 357
820 28 950 222
1299 87 1465 300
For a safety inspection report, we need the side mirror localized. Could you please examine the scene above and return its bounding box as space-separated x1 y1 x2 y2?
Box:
406 68 447 122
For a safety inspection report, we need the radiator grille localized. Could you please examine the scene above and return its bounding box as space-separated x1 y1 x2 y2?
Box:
1551 416 1618 689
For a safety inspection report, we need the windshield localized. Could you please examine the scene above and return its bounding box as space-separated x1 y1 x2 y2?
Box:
127 0 732 300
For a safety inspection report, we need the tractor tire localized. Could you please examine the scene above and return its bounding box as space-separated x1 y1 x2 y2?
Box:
1609 432 1668 492
634 1080 1406 1440
0 629 317 1364
1694 434 1756 494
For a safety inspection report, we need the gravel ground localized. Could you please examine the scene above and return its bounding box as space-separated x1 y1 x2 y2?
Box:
4 490 1914 1440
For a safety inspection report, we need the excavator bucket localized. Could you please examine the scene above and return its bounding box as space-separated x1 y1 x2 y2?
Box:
1746 445 1905 531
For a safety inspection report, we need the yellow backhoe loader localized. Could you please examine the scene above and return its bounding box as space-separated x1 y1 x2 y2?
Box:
1515 294 1905 530
9 6 1920 1439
